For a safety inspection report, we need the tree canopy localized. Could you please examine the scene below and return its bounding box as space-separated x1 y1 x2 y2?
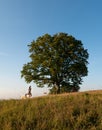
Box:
21 33 89 93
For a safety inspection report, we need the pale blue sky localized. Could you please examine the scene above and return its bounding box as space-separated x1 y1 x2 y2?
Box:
0 0 102 99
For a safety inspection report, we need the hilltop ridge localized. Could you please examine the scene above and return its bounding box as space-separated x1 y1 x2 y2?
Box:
0 89 102 130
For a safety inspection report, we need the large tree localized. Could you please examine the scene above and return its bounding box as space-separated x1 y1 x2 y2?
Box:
21 33 89 94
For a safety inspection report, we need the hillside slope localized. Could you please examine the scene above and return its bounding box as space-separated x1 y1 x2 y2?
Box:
0 90 102 130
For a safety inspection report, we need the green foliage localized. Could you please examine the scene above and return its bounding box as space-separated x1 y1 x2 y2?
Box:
0 91 102 130
21 32 89 93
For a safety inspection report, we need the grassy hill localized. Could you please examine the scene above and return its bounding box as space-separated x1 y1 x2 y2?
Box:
0 90 102 130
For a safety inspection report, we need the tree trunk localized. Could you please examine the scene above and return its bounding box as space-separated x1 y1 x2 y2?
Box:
57 86 60 94
54 82 60 94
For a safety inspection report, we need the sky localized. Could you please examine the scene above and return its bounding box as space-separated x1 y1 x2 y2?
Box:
0 0 102 99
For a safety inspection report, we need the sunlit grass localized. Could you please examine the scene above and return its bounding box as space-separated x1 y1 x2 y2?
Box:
0 90 102 130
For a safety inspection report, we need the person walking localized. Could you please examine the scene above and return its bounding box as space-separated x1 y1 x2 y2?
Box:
28 86 32 96
25 86 32 97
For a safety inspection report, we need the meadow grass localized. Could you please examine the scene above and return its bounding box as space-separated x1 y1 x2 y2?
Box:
0 90 102 130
